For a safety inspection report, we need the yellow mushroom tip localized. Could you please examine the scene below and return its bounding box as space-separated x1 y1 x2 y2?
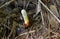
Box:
25 22 30 27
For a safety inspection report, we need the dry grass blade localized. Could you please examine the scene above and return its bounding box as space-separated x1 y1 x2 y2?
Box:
0 0 14 8
1 23 11 30
7 21 16 39
15 30 36 39
39 0 60 23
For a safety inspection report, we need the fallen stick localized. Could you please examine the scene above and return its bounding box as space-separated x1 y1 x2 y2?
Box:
7 21 16 39
39 0 60 23
15 30 36 39
0 0 14 8
1 23 11 30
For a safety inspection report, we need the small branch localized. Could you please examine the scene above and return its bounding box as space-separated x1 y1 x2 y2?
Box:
26 0 30 9
41 11 45 25
7 21 16 39
15 30 36 39
51 32 60 38
1 23 11 30
0 0 14 8
39 0 60 23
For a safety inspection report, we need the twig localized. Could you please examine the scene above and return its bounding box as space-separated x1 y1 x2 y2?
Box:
26 0 30 9
15 30 36 39
51 32 60 38
0 0 14 8
41 11 44 25
39 0 60 23
1 23 11 30
33 0 41 18
7 21 16 39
